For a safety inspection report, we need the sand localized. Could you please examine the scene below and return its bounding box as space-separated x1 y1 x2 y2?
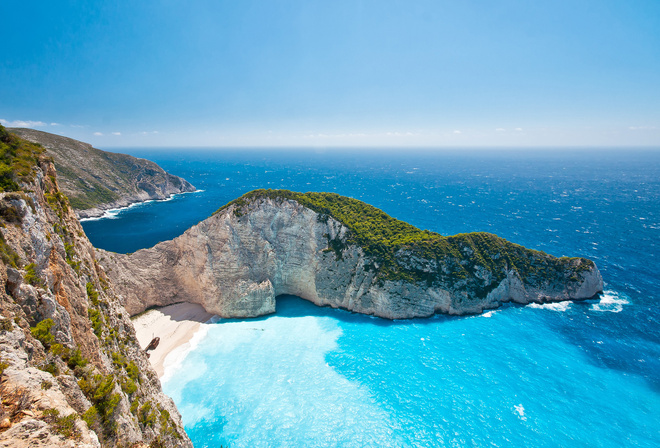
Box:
131 302 214 378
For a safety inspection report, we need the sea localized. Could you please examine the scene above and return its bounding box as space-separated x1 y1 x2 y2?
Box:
83 148 660 448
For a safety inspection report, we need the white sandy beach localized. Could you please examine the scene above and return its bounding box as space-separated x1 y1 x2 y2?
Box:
131 302 214 378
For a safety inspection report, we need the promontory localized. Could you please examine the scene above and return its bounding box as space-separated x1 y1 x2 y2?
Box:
99 189 604 319
8 128 195 219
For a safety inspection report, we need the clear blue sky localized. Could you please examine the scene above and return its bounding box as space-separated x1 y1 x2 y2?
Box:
1 0 659 147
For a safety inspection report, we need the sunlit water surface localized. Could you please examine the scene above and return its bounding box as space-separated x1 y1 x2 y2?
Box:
85 149 660 447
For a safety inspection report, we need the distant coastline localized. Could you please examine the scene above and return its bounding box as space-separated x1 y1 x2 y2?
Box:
79 189 204 222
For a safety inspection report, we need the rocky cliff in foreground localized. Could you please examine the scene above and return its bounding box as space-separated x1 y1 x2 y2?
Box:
100 190 603 319
0 125 192 447
8 128 195 219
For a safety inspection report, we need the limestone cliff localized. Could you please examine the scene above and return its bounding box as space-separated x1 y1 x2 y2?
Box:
100 190 603 319
8 128 195 219
0 125 192 447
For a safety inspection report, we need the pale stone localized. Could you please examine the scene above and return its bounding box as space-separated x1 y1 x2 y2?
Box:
99 197 604 320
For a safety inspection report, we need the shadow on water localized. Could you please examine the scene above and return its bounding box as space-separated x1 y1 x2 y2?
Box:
216 294 660 393
217 294 506 328
550 296 660 393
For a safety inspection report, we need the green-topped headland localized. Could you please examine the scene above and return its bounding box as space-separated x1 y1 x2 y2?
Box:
215 189 594 290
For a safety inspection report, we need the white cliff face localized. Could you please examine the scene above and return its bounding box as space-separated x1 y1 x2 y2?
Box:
99 197 604 320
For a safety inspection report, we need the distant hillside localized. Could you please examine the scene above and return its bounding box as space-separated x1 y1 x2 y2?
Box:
9 128 195 218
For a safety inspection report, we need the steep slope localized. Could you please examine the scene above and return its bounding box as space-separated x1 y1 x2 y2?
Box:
9 128 195 219
100 189 603 319
0 125 192 447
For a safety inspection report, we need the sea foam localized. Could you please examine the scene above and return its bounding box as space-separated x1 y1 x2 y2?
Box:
526 301 572 312
79 190 204 222
590 290 629 313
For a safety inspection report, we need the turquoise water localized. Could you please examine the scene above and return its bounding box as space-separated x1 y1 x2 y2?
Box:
84 149 660 447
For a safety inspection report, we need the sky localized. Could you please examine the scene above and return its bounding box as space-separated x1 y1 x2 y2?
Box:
1 0 659 148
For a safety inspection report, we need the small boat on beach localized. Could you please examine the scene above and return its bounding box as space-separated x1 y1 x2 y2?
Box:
146 337 160 351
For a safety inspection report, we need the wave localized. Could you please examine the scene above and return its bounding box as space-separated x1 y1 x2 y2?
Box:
79 189 204 222
161 322 212 384
526 301 572 312
590 290 629 313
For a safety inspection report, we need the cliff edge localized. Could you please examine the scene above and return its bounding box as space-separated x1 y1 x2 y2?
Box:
100 189 603 319
8 128 195 219
0 125 192 447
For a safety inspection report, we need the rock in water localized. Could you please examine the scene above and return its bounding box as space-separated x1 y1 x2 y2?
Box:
100 189 603 319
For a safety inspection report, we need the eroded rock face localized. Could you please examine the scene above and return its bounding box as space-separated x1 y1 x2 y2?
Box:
0 157 192 447
100 197 603 319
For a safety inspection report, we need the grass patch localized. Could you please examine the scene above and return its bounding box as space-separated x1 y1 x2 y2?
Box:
0 124 44 191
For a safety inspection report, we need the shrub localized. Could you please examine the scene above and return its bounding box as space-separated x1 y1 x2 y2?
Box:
101 393 121 421
88 309 103 337
0 384 32 420
159 408 170 426
126 361 140 384
24 263 43 286
149 437 167 448
0 124 45 191
64 242 76 262
78 373 120 422
0 358 9 376
42 408 81 440
38 361 60 376
31 318 55 348
121 377 137 395
41 380 52 390
111 351 126 369
0 232 20 267
0 201 23 223
49 343 68 357
82 406 98 429
0 318 12 332
86 282 99 306
138 401 157 427
66 349 88 370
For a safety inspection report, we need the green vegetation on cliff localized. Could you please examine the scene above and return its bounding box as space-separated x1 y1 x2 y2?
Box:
216 189 594 292
0 124 45 191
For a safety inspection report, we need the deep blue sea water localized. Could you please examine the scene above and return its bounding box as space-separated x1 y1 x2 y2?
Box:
84 148 660 447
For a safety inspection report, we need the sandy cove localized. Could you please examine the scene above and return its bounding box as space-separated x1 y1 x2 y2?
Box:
131 302 215 378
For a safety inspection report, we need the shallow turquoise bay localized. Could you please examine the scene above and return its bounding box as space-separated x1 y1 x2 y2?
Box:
85 149 660 447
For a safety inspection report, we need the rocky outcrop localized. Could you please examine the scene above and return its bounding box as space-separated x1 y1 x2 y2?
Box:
100 190 603 319
0 126 192 447
8 128 195 219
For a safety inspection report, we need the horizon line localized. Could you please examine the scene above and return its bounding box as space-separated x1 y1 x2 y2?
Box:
98 145 660 150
